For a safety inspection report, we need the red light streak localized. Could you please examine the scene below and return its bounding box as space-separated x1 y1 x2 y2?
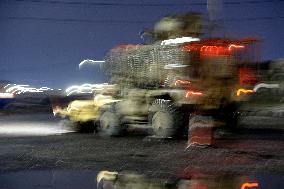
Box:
185 90 203 98
200 44 245 56
241 182 259 189
200 45 228 56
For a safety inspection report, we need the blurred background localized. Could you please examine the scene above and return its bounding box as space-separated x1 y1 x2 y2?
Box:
0 1 283 189
0 0 283 88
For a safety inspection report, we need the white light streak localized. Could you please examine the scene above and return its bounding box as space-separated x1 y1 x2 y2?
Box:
164 64 189 69
253 83 280 92
3 84 12 89
5 84 54 94
0 93 14 98
161 37 200 45
65 83 111 96
79 59 105 69
0 124 73 136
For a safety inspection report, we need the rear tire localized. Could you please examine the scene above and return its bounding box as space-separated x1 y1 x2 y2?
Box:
149 99 183 138
99 111 122 136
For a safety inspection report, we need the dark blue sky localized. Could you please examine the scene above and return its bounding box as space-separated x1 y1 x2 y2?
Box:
0 0 283 88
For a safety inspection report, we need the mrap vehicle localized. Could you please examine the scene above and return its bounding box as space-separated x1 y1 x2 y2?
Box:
98 37 259 137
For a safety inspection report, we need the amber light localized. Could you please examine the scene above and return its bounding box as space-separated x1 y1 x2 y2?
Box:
241 182 259 189
185 90 203 98
236 88 254 96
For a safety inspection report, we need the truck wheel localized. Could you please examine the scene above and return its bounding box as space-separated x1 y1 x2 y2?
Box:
149 99 182 138
99 111 122 136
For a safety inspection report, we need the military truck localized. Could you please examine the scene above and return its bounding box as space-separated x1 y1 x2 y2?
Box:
98 36 259 137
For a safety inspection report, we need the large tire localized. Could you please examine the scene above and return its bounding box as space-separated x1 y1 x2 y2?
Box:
149 99 183 138
99 111 122 136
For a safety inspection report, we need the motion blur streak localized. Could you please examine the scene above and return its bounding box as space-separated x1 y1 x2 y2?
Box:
0 123 72 136
5 84 54 94
97 170 118 188
185 90 203 97
200 44 245 56
174 79 191 86
78 59 105 69
161 36 200 45
236 88 254 96
0 93 14 98
5 85 29 93
253 83 280 92
241 182 259 189
228 44 245 51
65 83 109 96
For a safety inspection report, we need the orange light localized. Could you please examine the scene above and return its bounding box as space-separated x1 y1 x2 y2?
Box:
241 182 259 189
228 44 245 51
236 88 254 96
185 90 203 98
175 80 191 86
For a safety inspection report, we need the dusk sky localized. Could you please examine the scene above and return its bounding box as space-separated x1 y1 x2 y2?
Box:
0 0 283 88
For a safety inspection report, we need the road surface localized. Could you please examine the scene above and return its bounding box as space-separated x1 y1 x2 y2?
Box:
0 113 283 189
